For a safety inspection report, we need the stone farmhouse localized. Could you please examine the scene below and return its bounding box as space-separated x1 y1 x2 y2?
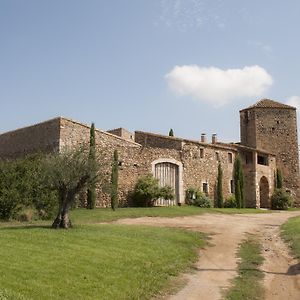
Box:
0 99 299 208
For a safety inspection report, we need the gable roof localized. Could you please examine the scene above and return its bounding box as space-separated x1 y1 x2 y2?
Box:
240 99 295 111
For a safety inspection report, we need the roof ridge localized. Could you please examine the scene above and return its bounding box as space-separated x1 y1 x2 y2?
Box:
240 99 295 111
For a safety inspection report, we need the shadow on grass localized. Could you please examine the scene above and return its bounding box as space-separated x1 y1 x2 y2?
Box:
0 224 52 230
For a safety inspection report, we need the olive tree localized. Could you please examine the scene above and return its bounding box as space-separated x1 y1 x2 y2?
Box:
43 146 102 229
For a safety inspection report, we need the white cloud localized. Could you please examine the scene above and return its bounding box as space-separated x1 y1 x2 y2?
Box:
286 96 300 110
165 65 273 107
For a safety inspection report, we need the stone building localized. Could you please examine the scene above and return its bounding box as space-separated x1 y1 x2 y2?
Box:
0 99 298 208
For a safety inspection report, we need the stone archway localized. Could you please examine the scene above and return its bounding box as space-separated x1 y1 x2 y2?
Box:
151 158 183 206
259 176 270 208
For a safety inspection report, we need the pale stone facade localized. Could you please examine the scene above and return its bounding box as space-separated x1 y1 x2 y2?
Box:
0 99 298 208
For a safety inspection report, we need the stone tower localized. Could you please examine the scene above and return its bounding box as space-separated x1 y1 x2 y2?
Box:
240 99 300 200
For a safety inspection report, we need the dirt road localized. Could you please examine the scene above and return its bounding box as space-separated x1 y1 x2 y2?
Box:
116 211 300 300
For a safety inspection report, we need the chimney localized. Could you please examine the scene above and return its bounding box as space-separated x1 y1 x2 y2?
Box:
201 133 207 143
212 134 217 144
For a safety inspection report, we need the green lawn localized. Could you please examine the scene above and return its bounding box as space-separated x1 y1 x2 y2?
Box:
0 207 273 299
281 216 300 259
225 235 264 300
0 224 205 300
70 206 271 224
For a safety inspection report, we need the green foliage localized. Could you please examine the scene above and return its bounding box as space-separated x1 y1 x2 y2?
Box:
87 123 96 209
0 155 57 221
216 163 223 208
224 195 237 208
234 155 245 208
160 186 175 201
271 189 292 210
186 187 212 208
42 146 102 228
132 175 174 207
276 169 283 189
110 150 119 211
168 128 174 136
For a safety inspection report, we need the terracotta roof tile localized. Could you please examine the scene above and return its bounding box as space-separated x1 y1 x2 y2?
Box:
241 99 295 111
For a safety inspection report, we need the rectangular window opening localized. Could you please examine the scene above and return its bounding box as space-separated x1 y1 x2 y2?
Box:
228 152 233 163
200 148 204 158
202 182 208 195
215 152 220 162
230 180 234 194
257 154 268 166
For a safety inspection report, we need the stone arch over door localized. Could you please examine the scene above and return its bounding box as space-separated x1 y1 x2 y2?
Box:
259 176 270 208
151 158 183 206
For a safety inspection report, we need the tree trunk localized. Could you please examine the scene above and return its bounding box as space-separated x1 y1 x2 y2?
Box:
52 190 72 229
52 210 72 229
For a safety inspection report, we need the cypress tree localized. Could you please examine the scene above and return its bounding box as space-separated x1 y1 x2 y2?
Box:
111 150 119 211
216 163 223 208
169 129 174 137
234 155 245 208
276 169 283 189
87 123 96 209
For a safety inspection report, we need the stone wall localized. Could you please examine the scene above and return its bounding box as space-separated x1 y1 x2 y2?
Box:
240 106 300 202
0 118 60 159
59 118 142 207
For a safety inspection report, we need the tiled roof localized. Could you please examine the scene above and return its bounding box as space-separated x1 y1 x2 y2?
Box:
241 99 295 111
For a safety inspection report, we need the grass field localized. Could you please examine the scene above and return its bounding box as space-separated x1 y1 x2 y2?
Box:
0 206 274 299
281 216 300 259
225 235 264 300
0 224 205 300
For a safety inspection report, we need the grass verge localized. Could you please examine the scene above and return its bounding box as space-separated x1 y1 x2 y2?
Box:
225 235 264 300
281 216 300 259
69 206 271 224
0 224 205 300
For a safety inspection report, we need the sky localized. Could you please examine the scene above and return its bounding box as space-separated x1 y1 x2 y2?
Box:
1 0 300 142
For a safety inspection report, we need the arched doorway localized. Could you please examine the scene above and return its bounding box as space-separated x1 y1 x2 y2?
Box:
151 158 183 206
259 176 270 208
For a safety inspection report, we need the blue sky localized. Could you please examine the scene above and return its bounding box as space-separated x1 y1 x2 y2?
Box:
1 0 300 142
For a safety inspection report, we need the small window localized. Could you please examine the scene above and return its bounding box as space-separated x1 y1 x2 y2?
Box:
215 152 220 162
257 154 268 166
245 153 253 164
230 180 234 194
202 183 208 195
228 153 233 163
200 148 204 158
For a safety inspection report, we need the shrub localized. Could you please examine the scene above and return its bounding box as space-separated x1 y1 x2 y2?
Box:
186 187 212 208
132 175 174 207
224 195 237 208
0 155 58 221
271 189 292 210
15 207 39 222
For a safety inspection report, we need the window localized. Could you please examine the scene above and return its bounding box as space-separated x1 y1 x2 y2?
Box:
228 153 233 163
215 152 220 162
257 154 268 166
202 182 208 195
230 180 234 194
245 153 253 164
200 148 204 158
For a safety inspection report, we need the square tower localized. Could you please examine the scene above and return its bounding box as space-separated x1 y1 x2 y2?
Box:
240 99 300 200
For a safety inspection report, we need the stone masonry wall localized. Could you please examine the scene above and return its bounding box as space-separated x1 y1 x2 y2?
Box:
0 118 61 159
241 107 299 202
